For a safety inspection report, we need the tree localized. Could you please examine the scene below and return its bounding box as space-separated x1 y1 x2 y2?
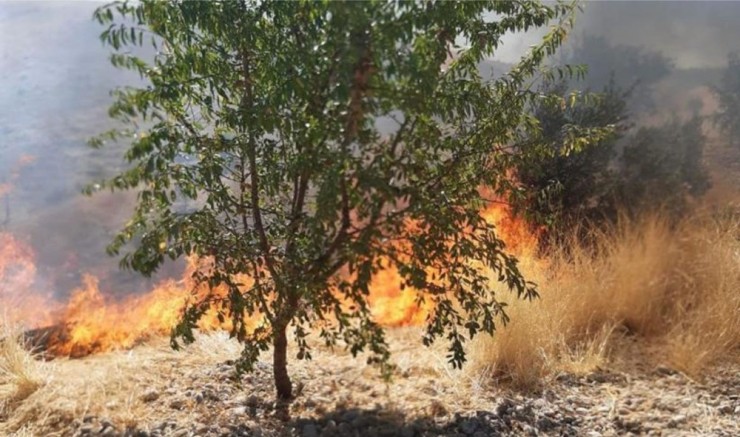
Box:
90 0 585 400
512 74 711 238
619 116 711 216
512 78 630 237
713 52 740 148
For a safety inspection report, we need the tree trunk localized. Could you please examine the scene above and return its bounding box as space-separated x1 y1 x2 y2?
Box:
273 323 292 400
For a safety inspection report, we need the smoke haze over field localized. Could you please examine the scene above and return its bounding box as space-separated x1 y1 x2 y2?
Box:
1 1 739 300
578 1 740 69
497 1 740 69
0 1 160 297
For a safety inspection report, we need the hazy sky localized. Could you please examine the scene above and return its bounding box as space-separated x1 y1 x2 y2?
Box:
497 1 740 68
578 1 740 68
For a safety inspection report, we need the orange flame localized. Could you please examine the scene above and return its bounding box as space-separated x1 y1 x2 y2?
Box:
0 194 538 356
48 274 190 356
365 199 539 327
0 238 240 356
367 264 432 326
0 233 56 327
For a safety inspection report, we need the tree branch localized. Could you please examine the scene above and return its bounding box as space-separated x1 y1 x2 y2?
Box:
240 48 280 282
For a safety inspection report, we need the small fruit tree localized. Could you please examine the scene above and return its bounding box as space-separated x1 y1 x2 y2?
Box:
92 0 583 399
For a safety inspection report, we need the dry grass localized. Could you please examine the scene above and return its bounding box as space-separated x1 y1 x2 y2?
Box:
0 329 474 436
662 211 740 375
0 333 242 436
471 210 740 387
0 321 47 417
1 211 738 433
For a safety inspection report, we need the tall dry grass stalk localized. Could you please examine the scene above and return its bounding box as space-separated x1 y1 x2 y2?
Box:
0 320 47 415
471 211 740 387
662 212 740 375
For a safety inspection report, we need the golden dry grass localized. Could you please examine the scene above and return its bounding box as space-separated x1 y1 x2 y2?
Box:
0 330 467 436
0 321 47 417
1 211 738 434
662 212 740 375
0 333 243 436
470 210 740 387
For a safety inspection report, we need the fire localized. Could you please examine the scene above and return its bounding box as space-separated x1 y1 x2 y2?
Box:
0 237 237 357
366 200 540 327
480 201 540 259
40 257 258 357
367 264 432 326
0 196 538 357
0 233 56 327
47 274 190 357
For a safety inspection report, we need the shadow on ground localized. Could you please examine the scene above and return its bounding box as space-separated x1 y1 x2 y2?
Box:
287 401 580 437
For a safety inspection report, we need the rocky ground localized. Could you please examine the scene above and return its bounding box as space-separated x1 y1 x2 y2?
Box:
70 367 739 437
21 330 732 437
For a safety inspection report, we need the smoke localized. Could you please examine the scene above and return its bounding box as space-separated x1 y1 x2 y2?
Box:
577 1 740 69
0 1 160 297
494 1 740 69
2 0 737 300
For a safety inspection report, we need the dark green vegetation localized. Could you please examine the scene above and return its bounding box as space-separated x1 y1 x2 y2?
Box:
513 79 630 234
89 0 609 399
512 36 711 239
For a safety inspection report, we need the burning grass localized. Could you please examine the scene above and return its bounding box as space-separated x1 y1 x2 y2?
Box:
0 199 534 358
0 210 740 435
470 210 740 387
0 205 738 433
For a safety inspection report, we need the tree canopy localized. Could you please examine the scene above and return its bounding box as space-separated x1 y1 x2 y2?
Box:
513 78 630 235
91 0 592 399
513 77 710 238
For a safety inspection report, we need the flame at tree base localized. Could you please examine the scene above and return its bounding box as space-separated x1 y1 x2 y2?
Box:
0 201 537 358
0 235 230 357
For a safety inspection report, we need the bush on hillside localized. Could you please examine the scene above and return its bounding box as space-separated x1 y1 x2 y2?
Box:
513 80 710 240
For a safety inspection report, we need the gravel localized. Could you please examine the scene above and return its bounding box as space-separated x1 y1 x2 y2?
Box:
63 336 738 437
